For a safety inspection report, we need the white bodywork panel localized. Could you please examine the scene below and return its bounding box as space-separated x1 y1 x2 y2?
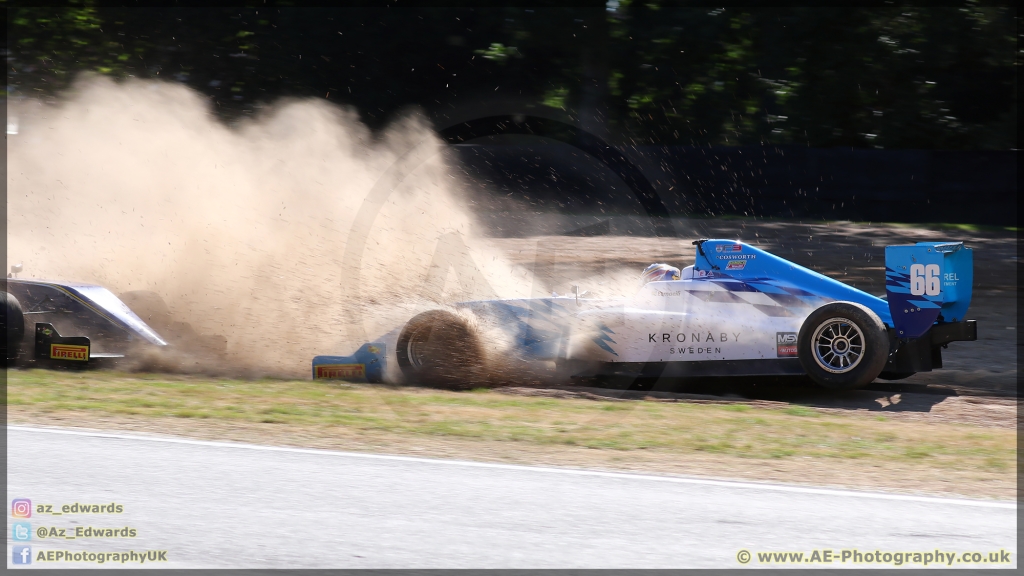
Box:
566 270 810 364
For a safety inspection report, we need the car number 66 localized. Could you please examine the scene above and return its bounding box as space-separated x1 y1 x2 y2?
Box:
909 263 941 296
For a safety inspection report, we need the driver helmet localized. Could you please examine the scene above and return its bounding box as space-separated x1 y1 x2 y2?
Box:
640 263 681 285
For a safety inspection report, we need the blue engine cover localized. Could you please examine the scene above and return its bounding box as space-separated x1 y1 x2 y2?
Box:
694 240 893 326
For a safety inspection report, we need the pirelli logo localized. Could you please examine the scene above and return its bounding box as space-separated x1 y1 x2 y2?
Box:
315 364 365 379
51 344 90 361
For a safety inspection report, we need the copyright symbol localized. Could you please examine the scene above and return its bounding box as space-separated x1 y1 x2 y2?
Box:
737 550 751 564
36 526 48 539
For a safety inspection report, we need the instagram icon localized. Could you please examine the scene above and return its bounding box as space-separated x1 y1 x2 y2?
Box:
12 498 32 518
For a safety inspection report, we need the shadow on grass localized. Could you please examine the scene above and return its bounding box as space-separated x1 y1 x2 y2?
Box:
570 374 959 414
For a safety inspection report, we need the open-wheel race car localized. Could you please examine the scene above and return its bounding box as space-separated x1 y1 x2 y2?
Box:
3 277 225 368
313 239 977 391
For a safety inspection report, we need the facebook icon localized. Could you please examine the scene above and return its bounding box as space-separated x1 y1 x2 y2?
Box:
13 545 32 565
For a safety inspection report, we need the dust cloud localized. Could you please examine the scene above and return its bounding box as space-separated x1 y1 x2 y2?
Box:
6 76 542 377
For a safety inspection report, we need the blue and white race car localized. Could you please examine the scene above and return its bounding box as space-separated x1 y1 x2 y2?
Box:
313 239 977 390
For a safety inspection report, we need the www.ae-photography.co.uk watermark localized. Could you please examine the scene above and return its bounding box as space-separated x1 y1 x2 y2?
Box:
736 548 1013 567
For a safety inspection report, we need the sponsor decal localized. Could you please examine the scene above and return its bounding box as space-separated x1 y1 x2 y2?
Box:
656 290 682 297
776 332 798 357
695 269 715 279
366 345 381 354
315 364 366 379
50 344 89 361
41 327 53 337
649 332 740 343
716 254 756 260
715 244 743 253
726 260 746 271
670 347 721 355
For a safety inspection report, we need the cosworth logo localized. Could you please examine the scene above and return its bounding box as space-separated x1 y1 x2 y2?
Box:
315 364 365 379
50 344 89 361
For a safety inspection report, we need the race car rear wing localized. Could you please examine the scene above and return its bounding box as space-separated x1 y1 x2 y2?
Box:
883 242 973 338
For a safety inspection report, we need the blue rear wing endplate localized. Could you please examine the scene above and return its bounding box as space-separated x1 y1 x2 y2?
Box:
884 242 973 339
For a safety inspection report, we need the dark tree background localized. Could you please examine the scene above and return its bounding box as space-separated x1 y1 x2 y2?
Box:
7 2 1017 150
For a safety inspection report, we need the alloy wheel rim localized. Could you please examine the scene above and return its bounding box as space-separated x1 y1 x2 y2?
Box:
407 326 431 369
811 317 865 374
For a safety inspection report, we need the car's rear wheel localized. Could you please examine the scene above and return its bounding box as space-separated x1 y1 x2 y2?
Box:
396 310 483 389
798 302 888 390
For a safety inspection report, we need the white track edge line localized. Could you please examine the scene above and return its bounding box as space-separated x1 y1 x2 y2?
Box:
7 424 1016 509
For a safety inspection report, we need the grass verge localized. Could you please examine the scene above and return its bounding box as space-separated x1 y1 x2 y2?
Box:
5 369 1017 499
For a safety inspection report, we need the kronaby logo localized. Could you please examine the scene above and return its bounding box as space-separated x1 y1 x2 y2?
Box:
12 498 32 518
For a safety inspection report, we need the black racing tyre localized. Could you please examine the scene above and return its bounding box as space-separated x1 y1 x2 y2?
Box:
798 302 889 390
395 310 483 389
2 291 26 364
877 371 915 381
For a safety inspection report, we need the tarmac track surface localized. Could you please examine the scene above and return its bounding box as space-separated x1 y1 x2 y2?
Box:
6 426 1016 569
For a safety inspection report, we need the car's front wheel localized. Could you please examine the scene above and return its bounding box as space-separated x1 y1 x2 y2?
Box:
395 310 483 389
798 302 889 390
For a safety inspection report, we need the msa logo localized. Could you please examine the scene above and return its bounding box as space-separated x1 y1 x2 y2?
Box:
777 333 797 344
776 332 798 357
